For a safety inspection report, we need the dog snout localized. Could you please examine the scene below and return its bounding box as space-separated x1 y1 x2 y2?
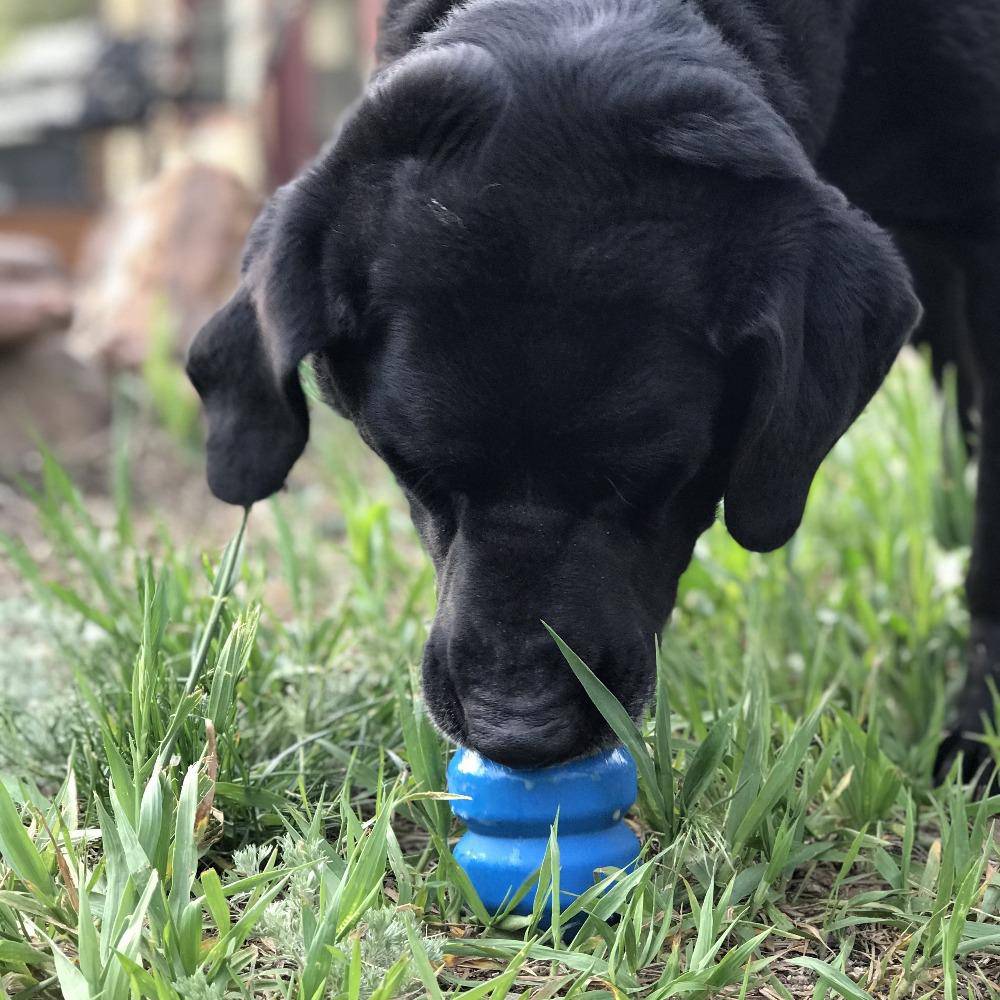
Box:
422 618 650 769
417 504 658 767
462 698 600 768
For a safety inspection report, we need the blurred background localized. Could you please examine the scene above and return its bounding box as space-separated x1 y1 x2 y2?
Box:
0 0 383 581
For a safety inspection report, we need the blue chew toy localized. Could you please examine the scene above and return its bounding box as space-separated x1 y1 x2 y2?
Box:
446 746 639 920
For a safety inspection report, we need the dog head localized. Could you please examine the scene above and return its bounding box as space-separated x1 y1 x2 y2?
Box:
188 29 919 766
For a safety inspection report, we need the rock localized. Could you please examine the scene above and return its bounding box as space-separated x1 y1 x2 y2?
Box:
0 234 105 481
0 234 65 279
0 234 73 346
68 162 261 369
0 332 110 483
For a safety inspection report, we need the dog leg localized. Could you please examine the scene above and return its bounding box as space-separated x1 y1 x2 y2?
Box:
936 239 1000 788
893 229 978 443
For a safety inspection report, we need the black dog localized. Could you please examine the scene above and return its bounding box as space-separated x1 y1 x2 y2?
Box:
187 0 1000 776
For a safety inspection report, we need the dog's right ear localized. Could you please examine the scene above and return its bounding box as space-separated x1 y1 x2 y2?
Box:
186 286 310 507
187 44 505 507
185 183 327 508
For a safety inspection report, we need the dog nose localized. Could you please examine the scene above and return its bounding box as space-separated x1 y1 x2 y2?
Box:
458 681 612 768
463 705 590 769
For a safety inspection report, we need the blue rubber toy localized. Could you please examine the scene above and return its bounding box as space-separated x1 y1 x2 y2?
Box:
446 746 640 921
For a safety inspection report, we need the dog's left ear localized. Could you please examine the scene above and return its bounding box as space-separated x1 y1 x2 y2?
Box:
651 69 812 180
722 186 922 551
634 71 920 549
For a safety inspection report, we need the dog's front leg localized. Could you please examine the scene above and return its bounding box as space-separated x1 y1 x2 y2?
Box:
938 240 1000 790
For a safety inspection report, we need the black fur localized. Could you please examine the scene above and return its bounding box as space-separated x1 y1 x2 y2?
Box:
188 0 1000 773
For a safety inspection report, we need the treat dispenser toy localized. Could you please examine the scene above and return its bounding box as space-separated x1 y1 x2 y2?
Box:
446 746 640 921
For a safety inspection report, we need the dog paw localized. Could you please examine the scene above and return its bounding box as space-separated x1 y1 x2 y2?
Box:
934 619 1000 794
934 730 997 795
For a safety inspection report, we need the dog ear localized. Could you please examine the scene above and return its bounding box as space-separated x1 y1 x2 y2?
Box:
187 44 504 507
647 69 812 180
339 42 505 161
723 187 921 551
186 285 310 507
184 181 333 508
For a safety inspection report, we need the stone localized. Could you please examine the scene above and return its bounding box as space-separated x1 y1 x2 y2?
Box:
0 234 73 347
0 332 109 482
68 161 261 369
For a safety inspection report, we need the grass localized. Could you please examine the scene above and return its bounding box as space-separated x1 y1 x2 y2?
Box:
1 349 999 998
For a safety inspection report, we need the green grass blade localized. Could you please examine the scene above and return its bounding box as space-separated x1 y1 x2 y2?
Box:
403 917 445 1000
168 763 200 923
653 642 676 835
45 935 91 1000
680 708 734 813
544 623 666 828
0 783 55 904
788 957 875 1000
731 696 829 852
